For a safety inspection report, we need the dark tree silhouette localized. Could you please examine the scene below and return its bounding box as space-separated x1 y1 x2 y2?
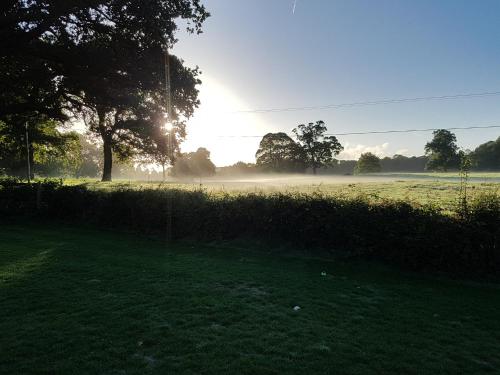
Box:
425 129 459 171
380 155 428 172
171 148 216 177
255 133 305 172
471 137 500 170
0 0 209 181
65 52 202 181
0 50 69 179
292 121 343 174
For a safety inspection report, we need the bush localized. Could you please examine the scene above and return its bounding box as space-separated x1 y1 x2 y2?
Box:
1 180 499 277
468 192 500 232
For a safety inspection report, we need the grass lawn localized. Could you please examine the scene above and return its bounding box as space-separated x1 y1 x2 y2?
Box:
1 223 500 374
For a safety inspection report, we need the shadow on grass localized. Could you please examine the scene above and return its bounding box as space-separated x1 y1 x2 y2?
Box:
1 222 500 375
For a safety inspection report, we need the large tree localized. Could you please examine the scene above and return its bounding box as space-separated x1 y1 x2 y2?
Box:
255 132 305 173
65 50 201 181
425 129 459 171
292 121 343 174
1 0 209 181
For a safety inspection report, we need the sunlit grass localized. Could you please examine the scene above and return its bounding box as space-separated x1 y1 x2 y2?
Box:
60 174 500 212
376 172 500 178
1 222 499 374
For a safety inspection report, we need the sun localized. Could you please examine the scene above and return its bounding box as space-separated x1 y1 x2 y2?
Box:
181 74 267 166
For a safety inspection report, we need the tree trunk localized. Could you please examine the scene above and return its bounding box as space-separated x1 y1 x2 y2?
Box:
311 154 317 175
102 138 112 182
97 107 113 182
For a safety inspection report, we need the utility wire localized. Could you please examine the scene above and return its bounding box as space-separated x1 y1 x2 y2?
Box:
232 91 500 114
214 124 500 138
327 125 500 136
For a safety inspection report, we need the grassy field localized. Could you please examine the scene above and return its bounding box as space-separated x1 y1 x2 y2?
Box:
62 173 500 211
1 222 500 374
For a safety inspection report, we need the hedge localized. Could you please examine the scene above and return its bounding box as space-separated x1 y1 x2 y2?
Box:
1 179 499 276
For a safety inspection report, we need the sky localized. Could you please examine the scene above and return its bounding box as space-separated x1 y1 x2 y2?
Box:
172 0 500 166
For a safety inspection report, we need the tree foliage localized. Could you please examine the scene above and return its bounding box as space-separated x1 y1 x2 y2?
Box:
471 137 500 170
75 135 102 178
380 154 428 172
171 148 216 178
142 125 185 180
292 121 343 174
1 0 209 181
0 119 79 177
425 129 459 171
255 133 305 173
355 152 381 174
218 162 259 176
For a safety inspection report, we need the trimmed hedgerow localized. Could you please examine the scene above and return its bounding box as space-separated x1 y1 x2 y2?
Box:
1 180 499 276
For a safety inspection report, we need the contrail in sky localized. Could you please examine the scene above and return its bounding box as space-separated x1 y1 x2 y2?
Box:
292 0 297 14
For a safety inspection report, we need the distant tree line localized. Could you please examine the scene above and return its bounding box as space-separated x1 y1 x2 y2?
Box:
217 162 260 176
220 154 429 175
225 128 499 175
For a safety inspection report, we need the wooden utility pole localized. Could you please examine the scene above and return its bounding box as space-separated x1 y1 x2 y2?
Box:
25 122 31 183
164 48 172 120
164 47 173 242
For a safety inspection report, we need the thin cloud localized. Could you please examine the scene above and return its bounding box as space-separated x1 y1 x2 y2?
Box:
395 148 410 156
339 142 390 160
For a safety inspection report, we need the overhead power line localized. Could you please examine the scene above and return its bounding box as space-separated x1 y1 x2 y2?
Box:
326 125 500 136
232 91 500 114
215 124 500 138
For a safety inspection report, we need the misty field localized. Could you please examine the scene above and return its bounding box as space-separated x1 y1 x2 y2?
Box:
1 222 500 375
65 172 500 211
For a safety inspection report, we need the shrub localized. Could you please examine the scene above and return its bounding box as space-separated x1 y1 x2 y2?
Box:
468 192 500 232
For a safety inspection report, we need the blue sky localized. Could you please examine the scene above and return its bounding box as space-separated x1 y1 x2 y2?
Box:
173 0 500 166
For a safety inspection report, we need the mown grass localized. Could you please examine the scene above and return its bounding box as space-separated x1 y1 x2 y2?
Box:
1 222 500 374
